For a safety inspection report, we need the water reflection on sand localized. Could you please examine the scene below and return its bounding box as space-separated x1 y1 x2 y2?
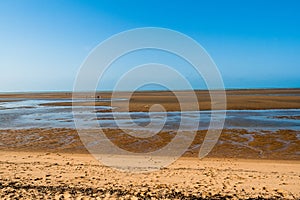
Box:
0 98 300 131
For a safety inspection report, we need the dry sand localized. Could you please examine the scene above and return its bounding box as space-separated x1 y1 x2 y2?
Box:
0 151 299 199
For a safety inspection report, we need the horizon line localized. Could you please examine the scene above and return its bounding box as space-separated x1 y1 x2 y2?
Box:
1 87 300 94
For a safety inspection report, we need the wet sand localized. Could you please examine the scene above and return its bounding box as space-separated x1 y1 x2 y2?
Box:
0 89 300 199
0 128 299 160
1 89 300 111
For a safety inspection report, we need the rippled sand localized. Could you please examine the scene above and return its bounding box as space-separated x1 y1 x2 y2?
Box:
0 128 299 160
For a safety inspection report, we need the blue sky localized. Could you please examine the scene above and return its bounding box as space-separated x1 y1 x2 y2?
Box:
0 0 300 91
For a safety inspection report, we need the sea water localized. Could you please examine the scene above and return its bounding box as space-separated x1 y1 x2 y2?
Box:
0 98 300 131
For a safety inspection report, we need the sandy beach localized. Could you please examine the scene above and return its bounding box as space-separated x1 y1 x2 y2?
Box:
0 89 300 199
0 151 299 199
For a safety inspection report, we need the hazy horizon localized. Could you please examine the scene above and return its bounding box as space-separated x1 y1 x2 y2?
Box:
1 87 300 94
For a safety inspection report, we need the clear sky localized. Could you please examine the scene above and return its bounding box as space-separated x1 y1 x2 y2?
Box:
0 0 300 92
